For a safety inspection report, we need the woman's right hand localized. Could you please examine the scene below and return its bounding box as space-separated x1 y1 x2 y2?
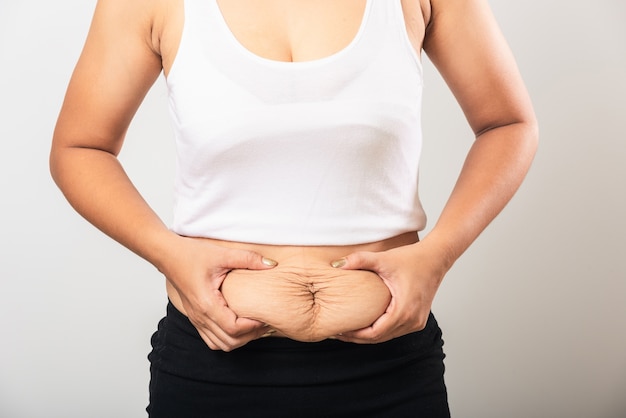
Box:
158 234 278 351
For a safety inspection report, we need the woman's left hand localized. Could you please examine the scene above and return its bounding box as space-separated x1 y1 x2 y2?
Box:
330 239 452 343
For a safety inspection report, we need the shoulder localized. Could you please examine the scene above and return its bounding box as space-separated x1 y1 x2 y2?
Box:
88 0 165 54
91 0 158 27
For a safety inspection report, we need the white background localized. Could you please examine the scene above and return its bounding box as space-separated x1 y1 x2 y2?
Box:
1 1 625 417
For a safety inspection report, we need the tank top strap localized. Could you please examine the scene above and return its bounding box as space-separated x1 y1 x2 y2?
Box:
386 0 423 68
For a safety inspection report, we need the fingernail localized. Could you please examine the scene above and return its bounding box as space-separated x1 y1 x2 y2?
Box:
262 257 278 267
331 258 347 268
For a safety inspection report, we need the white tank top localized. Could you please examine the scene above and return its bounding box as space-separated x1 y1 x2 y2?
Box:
166 0 427 245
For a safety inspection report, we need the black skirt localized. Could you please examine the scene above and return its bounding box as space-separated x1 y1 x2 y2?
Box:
147 302 450 417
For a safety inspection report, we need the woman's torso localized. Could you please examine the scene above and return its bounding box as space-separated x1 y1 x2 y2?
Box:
156 0 430 341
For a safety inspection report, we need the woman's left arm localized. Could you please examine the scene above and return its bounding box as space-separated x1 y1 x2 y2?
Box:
334 0 538 343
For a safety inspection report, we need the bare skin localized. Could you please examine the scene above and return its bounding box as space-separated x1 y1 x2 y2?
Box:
50 0 537 351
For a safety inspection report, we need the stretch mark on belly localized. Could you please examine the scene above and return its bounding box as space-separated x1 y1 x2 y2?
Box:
308 282 320 319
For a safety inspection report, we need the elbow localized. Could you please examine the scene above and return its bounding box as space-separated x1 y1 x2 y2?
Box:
509 117 539 169
49 140 63 189
49 131 72 190
473 115 539 178
477 114 539 158
513 117 539 176
49 133 75 191
522 115 539 162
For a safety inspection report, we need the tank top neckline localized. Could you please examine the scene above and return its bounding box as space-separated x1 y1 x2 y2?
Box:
210 0 373 68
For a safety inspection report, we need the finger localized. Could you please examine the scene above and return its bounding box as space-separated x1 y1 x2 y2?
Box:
196 315 269 352
330 250 381 272
187 292 262 350
233 316 268 335
195 326 228 351
217 247 278 271
340 312 395 343
335 329 393 345
209 291 266 337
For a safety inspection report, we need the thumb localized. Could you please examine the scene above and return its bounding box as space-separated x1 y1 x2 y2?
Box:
330 251 380 272
218 248 278 270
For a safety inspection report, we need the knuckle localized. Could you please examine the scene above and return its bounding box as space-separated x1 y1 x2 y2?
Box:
186 311 202 327
411 315 428 332
196 304 211 318
368 330 383 342
207 341 220 351
222 322 238 336
353 251 379 270
236 248 254 261
191 307 211 325
417 318 428 331
349 251 366 264
222 336 243 352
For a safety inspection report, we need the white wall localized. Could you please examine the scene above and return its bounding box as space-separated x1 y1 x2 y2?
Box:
1 1 624 417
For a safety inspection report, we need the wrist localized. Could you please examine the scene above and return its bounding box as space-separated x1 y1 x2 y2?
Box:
416 231 459 275
141 228 184 275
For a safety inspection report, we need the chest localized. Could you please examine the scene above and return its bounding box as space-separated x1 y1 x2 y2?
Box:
216 0 369 63
158 0 428 75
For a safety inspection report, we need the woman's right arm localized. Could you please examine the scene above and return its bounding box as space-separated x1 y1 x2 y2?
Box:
50 0 274 351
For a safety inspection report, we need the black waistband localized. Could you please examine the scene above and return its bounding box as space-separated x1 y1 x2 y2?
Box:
148 301 443 386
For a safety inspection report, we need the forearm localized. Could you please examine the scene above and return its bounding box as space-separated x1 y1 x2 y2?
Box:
422 121 538 269
50 146 176 270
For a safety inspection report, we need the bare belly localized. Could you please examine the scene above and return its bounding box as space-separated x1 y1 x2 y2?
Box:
221 261 390 341
167 232 418 342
